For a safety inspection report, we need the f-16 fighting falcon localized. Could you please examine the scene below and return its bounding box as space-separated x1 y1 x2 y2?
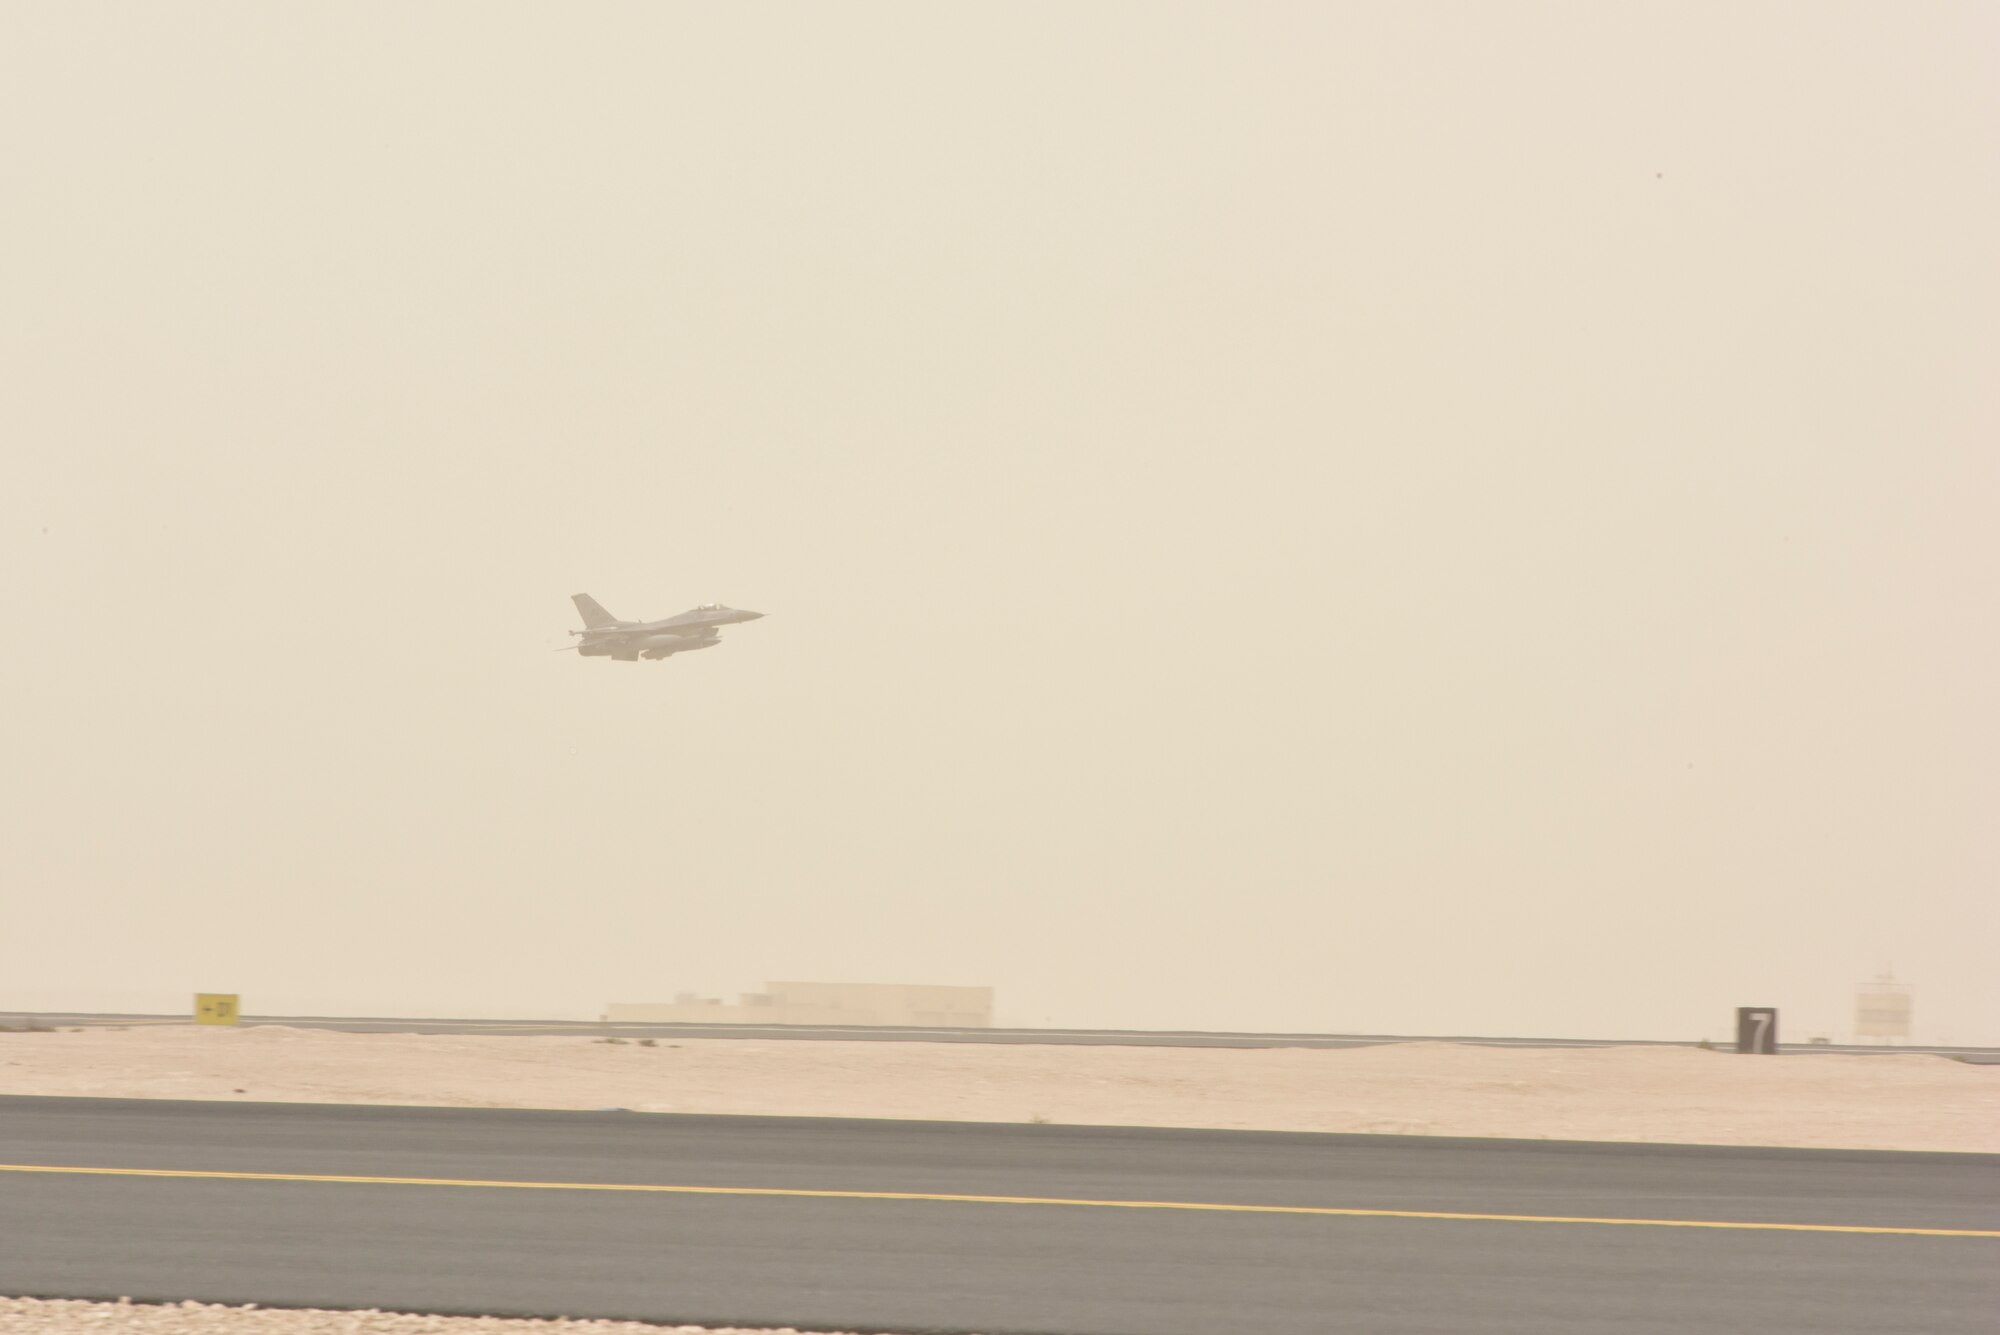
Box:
560 593 765 661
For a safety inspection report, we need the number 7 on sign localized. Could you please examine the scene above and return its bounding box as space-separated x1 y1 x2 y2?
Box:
1736 1006 1777 1054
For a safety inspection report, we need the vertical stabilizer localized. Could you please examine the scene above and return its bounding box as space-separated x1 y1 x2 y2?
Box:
571 593 619 628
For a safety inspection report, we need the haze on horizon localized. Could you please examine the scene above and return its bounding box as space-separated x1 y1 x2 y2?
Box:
4 3 1994 1044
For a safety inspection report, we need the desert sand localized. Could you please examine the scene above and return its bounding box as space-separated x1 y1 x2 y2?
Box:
2 1025 1994 1152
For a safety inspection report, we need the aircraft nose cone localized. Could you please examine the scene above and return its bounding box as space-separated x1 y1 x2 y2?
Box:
741 609 765 621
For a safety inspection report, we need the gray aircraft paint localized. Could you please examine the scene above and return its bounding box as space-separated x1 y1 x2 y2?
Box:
563 594 764 662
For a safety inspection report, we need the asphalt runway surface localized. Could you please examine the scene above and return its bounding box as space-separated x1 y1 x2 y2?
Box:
2 1097 1995 1334
16 1012 2000 1059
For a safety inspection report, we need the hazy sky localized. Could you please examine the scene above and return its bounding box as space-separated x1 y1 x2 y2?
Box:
5 3 1994 1042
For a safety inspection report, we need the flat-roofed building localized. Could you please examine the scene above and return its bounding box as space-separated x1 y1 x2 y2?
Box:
604 980 993 1028
1856 975 1913 1042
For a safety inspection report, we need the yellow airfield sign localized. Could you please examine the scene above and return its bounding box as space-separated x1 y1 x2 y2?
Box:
194 994 240 1026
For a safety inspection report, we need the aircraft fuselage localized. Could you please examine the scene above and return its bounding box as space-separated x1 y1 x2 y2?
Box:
566 595 763 664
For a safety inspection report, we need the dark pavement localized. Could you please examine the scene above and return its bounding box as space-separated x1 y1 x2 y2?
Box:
2 1097 1994 1334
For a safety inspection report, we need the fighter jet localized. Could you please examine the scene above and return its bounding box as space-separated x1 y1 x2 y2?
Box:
560 593 765 662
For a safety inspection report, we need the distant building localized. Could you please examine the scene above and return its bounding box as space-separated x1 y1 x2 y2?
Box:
603 980 993 1028
1855 973 1912 1043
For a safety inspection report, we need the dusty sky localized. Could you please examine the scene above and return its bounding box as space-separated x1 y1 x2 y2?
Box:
4 3 1994 1043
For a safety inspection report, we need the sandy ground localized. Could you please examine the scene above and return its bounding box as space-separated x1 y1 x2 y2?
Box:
2 1025 1995 1152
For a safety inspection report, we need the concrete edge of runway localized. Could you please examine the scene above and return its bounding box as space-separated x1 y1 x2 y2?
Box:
0 1291 999 1335
10 1094 2000 1165
9 1012 1998 1060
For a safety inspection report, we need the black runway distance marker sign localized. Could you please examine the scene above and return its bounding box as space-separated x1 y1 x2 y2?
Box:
1736 1006 1778 1054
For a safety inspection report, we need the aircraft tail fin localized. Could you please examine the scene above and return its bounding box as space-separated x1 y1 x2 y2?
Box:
571 593 619 628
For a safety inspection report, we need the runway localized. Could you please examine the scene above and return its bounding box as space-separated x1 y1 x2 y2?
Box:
16 1012 1999 1060
3 1097 1995 1334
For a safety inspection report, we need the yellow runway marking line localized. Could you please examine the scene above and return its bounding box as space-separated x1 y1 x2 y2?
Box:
2 1164 1994 1238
